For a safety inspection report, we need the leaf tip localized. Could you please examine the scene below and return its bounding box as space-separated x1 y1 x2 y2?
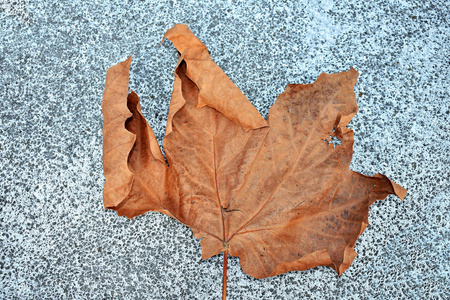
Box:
349 67 359 75
391 181 408 201
373 173 407 201
336 246 357 276
164 23 191 40
121 54 133 68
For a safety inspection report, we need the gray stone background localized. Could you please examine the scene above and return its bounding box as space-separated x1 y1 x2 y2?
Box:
1 0 449 299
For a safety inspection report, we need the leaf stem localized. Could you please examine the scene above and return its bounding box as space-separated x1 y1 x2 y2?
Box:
222 250 228 300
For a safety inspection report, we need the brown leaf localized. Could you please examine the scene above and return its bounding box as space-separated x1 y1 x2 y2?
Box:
102 24 406 290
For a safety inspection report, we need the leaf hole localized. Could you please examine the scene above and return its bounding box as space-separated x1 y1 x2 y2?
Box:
324 128 342 148
328 135 342 147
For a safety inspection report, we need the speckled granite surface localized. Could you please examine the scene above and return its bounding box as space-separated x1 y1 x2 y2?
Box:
0 1 449 299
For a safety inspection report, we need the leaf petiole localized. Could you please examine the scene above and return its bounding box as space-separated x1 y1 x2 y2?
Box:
222 250 228 300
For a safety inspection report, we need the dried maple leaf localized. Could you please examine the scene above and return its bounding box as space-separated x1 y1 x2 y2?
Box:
102 24 406 298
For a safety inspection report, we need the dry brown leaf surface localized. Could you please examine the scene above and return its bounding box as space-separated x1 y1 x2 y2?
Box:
102 24 406 284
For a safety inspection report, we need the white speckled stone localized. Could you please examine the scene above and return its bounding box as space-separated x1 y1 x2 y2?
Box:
1 0 449 299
